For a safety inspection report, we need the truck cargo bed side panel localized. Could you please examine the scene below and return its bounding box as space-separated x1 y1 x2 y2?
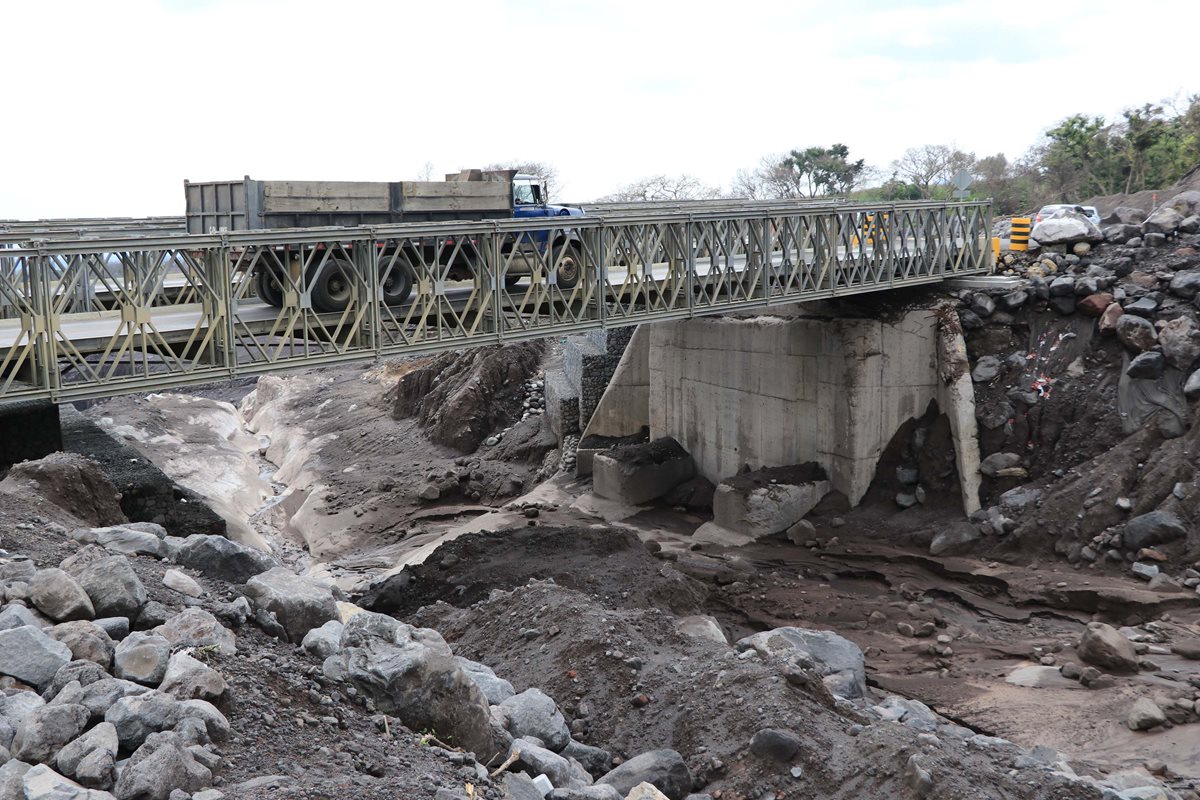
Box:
261 181 391 214
400 180 511 214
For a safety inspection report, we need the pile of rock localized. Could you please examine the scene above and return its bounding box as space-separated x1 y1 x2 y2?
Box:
0 543 236 799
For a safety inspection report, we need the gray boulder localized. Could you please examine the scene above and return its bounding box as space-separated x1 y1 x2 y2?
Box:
1115 315 1158 353
30 569 96 622
596 750 692 800
11 703 90 763
1143 206 1183 235
50 679 148 724
971 356 1001 383
0 761 31 799
1158 316 1200 370
1103 224 1141 244
174 535 275 584
154 609 236 655
1077 622 1139 674
0 603 43 631
21 764 116 800
113 633 171 686
562 740 613 780
71 527 167 559
737 627 866 698
2 691 47 732
1126 352 1165 380
243 568 337 642
1123 511 1188 551
1127 698 1166 731
1168 271 1200 299
1031 212 1101 245
749 728 801 761
44 662 109 700
498 689 570 753
0 626 73 687
105 691 228 750
929 523 981 556
979 452 1021 477
300 620 344 660
322 637 497 762
47 622 115 670
158 652 227 702
74 747 116 791
113 731 211 800
161 570 202 598
69 556 146 619
455 657 515 705
1180 215 1200 235
56 722 118 780
509 737 592 789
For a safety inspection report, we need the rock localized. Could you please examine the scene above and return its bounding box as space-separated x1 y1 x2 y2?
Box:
1144 232 1167 247
904 755 934 798
137 603 173 630
1180 215 1200 235
30 570 96 623
11 703 90 763
673 616 728 645
173 535 275 584
0 761 32 799
158 652 226 702
784 518 816 545
416 484 440 502
1123 511 1188 551
74 748 116 791
498 689 570 753
57 722 118 780
44 662 108 700
1099 303 1124 333
243 568 338 643
509 738 592 790
592 438 696 506
1168 271 1200 299
1124 297 1159 317
596 750 691 800
1032 213 1101 245
58 678 149 725
1104 223 1142 244
969 293 995 317
71 527 167 560
1126 352 1165 379
92 619 130 642
1105 207 1146 225
929 523 981 556
1130 563 1159 582
1186 369 1200 400
1077 622 1140 674
0 603 43 631
113 633 171 686
454 658 515 705
626 786 670 800
21 764 116 800
736 627 865 698
161 571 202 599
501 773 545 800
322 637 496 762
68 557 146 620
561 740 612 780
154 609 236 656
971 356 1001 383
1143 207 1183 235
1115 315 1158 353
105 691 228 750
979 452 1020 477
1128 697 1166 731
749 728 801 761
1077 293 1113 316
114 731 211 800
300 620 344 660
0 625 73 687
1158 316 1200 370
47 622 115 669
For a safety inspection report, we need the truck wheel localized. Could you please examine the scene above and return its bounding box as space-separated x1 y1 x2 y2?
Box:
554 245 584 290
311 257 354 312
254 266 285 308
380 254 414 306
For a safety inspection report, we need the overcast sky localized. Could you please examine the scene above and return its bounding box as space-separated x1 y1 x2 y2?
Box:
2 0 1195 218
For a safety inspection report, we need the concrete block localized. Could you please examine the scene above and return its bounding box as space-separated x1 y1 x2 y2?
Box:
712 464 830 539
592 437 695 505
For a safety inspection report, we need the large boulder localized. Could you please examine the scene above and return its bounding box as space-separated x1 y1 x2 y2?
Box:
47 622 115 669
1168 271 1200 299
21 764 116 800
70 526 168 559
113 730 211 800
497 689 570 752
243 569 337 642
56 722 118 781
154 609 237 655
596 750 692 800
0 626 73 688
53 678 149 724
1114 315 1158 353
508 737 592 790
1168 190 1200 218
1143 206 1184 235
1102 206 1146 225
1077 622 1139 674
173 535 275 584
454 657 515 705
68 556 146 619
158 652 226 702
30 569 96 623
1122 511 1188 551
1103 224 1142 244
11 703 90 763
104 692 228 750
736 627 865 699
301 620 344 660
322 637 497 762
1031 212 1101 245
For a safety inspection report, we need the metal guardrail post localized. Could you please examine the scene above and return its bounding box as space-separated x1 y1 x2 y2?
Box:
685 215 695 317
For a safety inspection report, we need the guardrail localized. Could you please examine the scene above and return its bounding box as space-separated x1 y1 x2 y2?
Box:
0 200 992 404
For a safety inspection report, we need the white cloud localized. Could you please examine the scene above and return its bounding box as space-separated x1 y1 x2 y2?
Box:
0 0 1195 217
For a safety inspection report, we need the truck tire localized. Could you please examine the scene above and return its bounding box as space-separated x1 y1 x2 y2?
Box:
380 254 414 306
254 266 285 309
554 244 584 290
311 257 354 313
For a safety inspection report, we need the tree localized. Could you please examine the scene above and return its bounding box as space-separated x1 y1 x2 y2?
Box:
732 145 865 199
891 145 975 199
483 161 561 198
597 174 724 202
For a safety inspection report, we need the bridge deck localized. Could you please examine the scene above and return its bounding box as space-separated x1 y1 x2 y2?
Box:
0 200 992 404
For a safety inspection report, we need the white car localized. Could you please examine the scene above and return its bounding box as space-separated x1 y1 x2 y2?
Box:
1035 204 1101 227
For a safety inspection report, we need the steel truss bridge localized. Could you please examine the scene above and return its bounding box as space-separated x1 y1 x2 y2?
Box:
0 199 992 405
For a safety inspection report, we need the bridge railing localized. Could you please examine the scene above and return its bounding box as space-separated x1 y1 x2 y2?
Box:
0 200 991 404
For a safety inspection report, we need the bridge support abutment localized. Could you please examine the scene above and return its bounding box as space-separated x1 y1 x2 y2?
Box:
581 304 982 515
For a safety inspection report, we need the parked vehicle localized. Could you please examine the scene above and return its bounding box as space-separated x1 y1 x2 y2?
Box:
1034 204 1101 228
184 170 585 311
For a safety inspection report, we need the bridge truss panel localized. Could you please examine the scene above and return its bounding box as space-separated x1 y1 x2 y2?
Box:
0 201 992 405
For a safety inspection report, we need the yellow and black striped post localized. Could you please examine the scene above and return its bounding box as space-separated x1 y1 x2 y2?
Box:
1010 217 1031 251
